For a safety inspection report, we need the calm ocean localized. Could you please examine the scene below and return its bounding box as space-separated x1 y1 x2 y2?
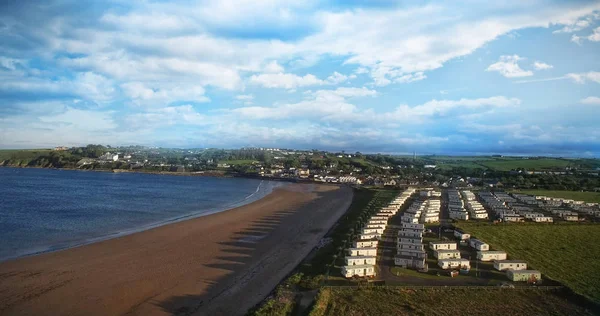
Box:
0 167 281 262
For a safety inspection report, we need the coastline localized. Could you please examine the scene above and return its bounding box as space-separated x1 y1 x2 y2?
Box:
0 183 353 316
0 177 283 263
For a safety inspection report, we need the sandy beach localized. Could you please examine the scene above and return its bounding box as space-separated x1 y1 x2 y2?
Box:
0 183 353 316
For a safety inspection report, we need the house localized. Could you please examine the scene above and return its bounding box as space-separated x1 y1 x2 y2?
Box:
506 270 541 282
469 239 490 251
362 227 385 235
398 237 423 244
54 146 69 151
398 249 427 258
494 260 527 271
533 216 553 223
563 214 579 221
296 169 310 178
398 230 422 238
348 247 377 257
342 265 375 278
477 251 507 262
503 215 525 222
402 223 425 230
359 232 380 240
438 258 470 270
384 179 397 186
429 241 458 251
354 239 378 248
345 256 377 266
433 249 461 259
454 231 471 240
397 243 425 251
394 255 426 269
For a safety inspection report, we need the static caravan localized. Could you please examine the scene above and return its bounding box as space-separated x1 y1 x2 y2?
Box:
533 216 553 223
345 256 376 266
402 223 425 230
353 239 378 248
438 258 470 270
494 260 527 271
347 247 377 257
506 270 541 282
362 227 385 235
433 249 461 259
477 251 507 262
401 216 420 224
469 239 489 251
430 241 458 251
342 264 375 278
394 255 426 269
470 212 489 219
398 230 422 238
449 211 469 220
359 232 380 240
398 237 423 244
365 223 386 229
422 215 440 223
563 214 579 221
453 231 471 240
398 249 426 258
397 243 425 251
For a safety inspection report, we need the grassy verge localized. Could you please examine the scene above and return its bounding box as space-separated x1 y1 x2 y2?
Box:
455 222 600 303
308 287 597 316
513 190 600 204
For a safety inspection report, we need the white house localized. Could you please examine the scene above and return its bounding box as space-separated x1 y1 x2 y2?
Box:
345 256 377 266
494 260 527 271
402 223 425 230
453 231 471 240
563 214 579 221
394 255 426 269
398 237 422 244
449 211 469 220
477 251 507 262
469 239 490 251
433 249 461 259
398 249 426 258
347 247 377 257
429 241 458 251
533 216 554 223
362 227 385 235
342 265 375 278
359 233 380 240
506 270 541 282
438 258 470 270
398 230 422 238
397 243 425 251
353 239 378 248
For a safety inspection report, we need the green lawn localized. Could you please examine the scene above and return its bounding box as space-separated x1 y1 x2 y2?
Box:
455 223 600 303
309 287 596 316
514 190 600 204
480 158 572 171
0 149 53 162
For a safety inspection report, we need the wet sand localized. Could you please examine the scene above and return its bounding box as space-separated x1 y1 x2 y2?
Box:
0 184 353 316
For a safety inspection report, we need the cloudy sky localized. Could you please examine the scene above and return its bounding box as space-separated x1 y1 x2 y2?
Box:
1 0 599 155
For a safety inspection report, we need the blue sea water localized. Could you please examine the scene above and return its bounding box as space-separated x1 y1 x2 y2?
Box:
0 167 281 262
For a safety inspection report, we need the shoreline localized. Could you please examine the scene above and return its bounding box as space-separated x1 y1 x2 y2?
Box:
0 178 283 264
0 183 353 316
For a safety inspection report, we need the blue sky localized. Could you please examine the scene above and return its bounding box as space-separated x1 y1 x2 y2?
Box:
0 0 599 156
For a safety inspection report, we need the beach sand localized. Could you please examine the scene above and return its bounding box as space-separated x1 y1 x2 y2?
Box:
0 183 353 316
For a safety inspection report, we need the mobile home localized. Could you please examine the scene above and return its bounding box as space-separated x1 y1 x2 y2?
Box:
469 239 489 251
395 255 426 269
430 241 458 251
477 251 507 262
345 256 376 266
353 239 378 248
494 260 527 271
342 265 375 278
506 270 541 282
433 249 461 259
347 247 377 257
438 258 470 270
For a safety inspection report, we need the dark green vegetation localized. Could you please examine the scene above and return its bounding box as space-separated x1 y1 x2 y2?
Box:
248 189 397 316
455 223 600 303
515 190 600 204
309 287 596 316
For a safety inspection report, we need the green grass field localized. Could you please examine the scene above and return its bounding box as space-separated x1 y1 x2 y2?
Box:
479 158 572 171
0 149 53 161
514 190 600 204
309 287 596 316
455 223 600 303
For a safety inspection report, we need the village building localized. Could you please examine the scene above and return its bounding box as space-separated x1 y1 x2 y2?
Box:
477 250 507 261
438 258 471 270
342 265 375 278
533 216 554 223
506 270 541 282
433 249 461 259
429 241 458 251
359 232 380 240
453 230 470 240
398 249 426 258
494 260 528 271
353 239 378 248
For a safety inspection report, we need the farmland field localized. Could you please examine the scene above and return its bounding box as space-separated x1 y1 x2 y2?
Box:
479 158 572 171
455 223 600 303
309 287 596 316
514 190 600 204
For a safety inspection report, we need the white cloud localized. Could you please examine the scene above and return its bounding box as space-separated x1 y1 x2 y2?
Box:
38 107 117 131
121 82 209 106
587 27 600 42
236 94 254 101
263 61 284 73
571 34 583 44
125 105 208 128
532 61 553 70
249 72 324 89
580 96 600 105
486 55 533 78
553 19 591 33
326 72 349 84
567 71 600 84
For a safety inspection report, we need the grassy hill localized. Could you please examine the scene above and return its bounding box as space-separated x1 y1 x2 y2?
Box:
455 223 600 303
309 287 596 316
513 190 600 204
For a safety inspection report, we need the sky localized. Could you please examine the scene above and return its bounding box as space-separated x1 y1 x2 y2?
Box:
0 0 599 156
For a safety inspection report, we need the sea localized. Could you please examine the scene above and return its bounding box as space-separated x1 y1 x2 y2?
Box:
0 167 282 262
